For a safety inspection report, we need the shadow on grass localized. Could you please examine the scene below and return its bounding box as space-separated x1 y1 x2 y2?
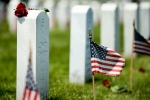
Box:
48 97 60 100
86 77 101 84
0 88 14 96
48 96 63 100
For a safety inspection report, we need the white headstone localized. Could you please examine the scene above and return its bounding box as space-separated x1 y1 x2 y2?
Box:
101 3 119 52
90 1 101 24
7 0 20 32
56 0 69 29
123 3 139 57
70 5 93 84
43 0 56 29
140 2 150 39
17 10 49 100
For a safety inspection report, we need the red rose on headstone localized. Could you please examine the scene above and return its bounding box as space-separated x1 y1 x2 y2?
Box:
14 2 28 17
16 2 26 9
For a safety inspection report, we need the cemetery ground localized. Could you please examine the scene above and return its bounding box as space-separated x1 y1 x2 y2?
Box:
0 19 150 100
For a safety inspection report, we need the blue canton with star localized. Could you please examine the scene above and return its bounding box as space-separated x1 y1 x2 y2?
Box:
134 28 147 42
91 41 108 60
26 64 38 91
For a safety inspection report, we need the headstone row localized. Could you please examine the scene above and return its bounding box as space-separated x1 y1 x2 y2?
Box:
15 2 150 100
7 0 102 31
16 2 150 87
70 2 150 84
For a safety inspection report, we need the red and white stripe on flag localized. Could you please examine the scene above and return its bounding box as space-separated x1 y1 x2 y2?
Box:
22 88 40 100
134 41 150 56
91 48 125 76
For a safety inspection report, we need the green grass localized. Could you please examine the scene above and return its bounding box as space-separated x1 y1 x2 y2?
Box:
0 20 150 100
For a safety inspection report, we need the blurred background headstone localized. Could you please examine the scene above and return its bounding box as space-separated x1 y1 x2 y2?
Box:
101 3 119 53
7 0 19 33
90 0 101 25
56 0 69 30
140 2 150 39
43 0 56 29
123 3 139 57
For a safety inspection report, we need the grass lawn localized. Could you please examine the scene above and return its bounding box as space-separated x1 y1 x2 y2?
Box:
0 19 150 100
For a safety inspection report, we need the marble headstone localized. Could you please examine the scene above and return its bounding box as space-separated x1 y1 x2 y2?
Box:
56 0 69 29
70 5 93 84
140 2 150 39
101 3 119 52
7 0 20 32
43 0 56 29
90 1 101 24
17 10 49 100
123 3 139 57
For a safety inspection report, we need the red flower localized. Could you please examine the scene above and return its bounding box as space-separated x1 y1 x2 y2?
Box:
102 80 110 87
139 67 145 73
14 2 28 17
16 2 26 9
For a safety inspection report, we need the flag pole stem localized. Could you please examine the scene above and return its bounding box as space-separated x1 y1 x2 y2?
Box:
130 20 135 91
92 74 96 100
89 28 96 100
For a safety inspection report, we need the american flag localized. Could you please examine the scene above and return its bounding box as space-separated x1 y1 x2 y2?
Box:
134 28 150 56
22 63 40 100
90 41 125 76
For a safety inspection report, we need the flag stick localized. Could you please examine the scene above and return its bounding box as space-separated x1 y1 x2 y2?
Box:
92 74 96 100
89 28 96 100
130 20 135 91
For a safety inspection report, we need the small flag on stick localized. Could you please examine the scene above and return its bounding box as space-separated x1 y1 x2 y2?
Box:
90 41 125 76
134 28 150 56
22 48 40 100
